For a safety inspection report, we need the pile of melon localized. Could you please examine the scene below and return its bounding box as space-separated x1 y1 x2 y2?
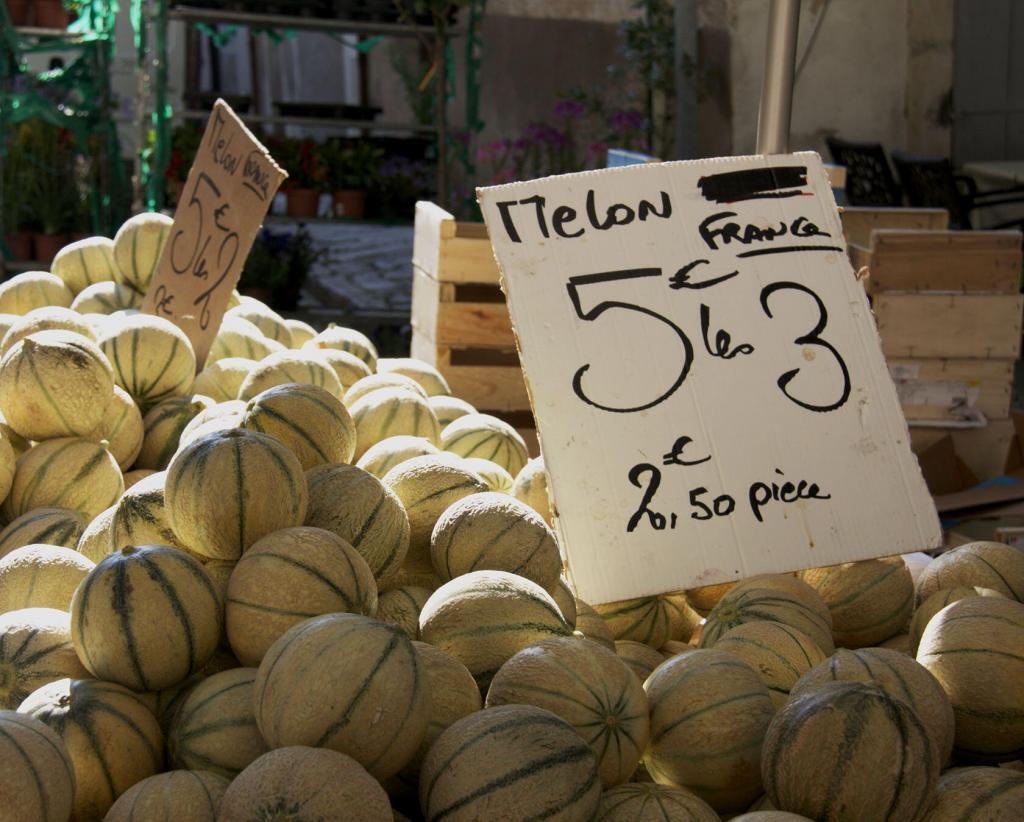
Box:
0 213 1021 822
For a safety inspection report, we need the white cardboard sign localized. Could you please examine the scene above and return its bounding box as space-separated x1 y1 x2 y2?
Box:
478 152 941 604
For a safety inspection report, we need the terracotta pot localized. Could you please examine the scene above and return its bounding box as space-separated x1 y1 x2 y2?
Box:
286 188 321 218
7 0 30 25
332 189 366 220
33 0 69 29
2 232 33 261
32 232 68 265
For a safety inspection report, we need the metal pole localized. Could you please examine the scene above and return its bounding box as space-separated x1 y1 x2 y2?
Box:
674 0 698 159
755 0 800 155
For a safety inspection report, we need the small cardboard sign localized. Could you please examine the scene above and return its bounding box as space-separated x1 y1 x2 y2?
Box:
143 99 287 366
478 152 942 604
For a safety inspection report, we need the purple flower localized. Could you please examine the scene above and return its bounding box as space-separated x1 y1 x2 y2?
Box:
610 109 644 132
553 99 585 120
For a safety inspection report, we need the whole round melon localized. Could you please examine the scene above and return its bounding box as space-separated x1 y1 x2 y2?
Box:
88 384 144 470
575 599 617 650
377 356 450 396
441 412 529 477
303 343 373 391
104 770 229 822
0 329 114 440
512 455 553 524
176 399 244 449
50 236 119 294
356 434 440 478
225 302 292 347
109 470 181 551
111 212 172 294
486 635 650 786
700 582 835 653
418 570 572 688
350 387 441 461
0 507 87 556
192 357 256 402
0 305 97 354
428 394 475 428
429 491 561 591
206 317 284 364
0 544 94 611
0 271 73 315
0 313 16 340
0 710 75 822
910 585 1006 648
551 577 578 627
344 372 428 406
644 649 774 813
305 463 410 587
0 429 12 504
166 428 308 561
915 541 1024 603
237 350 344 401
71 545 221 691
19 677 163 821
596 783 720 821
616 640 667 684
376 585 432 639
734 812 811 821
135 395 211 470
218 746 392 822
916 596 1024 761
310 323 378 369
594 594 694 649
225 525 377 666
685 580 737 616
97 314 196 410
0 608 89 709
168 667 268 778
284 318 316 348
761 681 939 821
254 613 430 779
461 456 514 492
419 704 601 822
74 504 117 564
69 281 141 314
921 765 1024 820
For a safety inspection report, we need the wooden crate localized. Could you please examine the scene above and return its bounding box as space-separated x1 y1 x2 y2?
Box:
413 201 500 285
888 358 1013 421
911 419 1017 484
840 207 948 247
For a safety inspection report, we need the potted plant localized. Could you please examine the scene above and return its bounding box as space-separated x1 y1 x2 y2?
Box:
239 226 322 309
323 140 383 220
22 121 76 263
1 128 32 261
279 138 326 219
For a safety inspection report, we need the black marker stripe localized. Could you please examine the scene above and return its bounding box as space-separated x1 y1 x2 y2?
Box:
737 244 844 258
698 166 809 203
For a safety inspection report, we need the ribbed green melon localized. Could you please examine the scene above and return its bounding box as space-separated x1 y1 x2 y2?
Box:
350 387 441 461
192 357 256 402
304 463 410 588
218 746 392 822
111 212 172 294
512 455 553 524
0 710 76 822
0 507 87 556
88 384 144 470
104 770 229 822
237 350 344 401
427 394 475 428
376 585 432 639
419 704 601 822
50 236 120 294
168 667 268 778
71 545 221 691
176 399 244 450
0 313 17 340
69 281 141 314
0 271 73 315
419 570 572 688
166 429 308 561
915 541 1024 603
486 635 650 786
762 681 939 821
205 317 284 365
254 613 429 779
225 526 377 666
74 504 117 564
921 766 1024 820
310 323 378 370
136 395 212 470
916 596 1024 761
4 437 123 520
377 357 451 396
575 599 617 650
685 580 736 616
0 306 97 354
18 677 163 821
97 314 196 410
910 585 1005 648
596 783 720 821
594 594 696 649
461 456 514 492
344 372 428 407
0 429 12 506
551 577 578 627
0 544 94 611
0 608 89 709
441 412 529 477
284 318 316 348
109 470 181 551
0 329 114 441
356 434 440 478
225 302 292 347
644 649 774 813
615 640 667 684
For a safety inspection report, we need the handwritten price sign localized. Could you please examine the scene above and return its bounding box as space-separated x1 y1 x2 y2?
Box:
143 99 287 366
479 153 940 604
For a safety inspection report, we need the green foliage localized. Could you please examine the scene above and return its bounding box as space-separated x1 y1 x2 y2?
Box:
321 140 385 191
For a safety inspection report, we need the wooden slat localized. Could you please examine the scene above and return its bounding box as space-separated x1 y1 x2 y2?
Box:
412 200 501 285
434 345 530 412
874 293 1024 359
412 201 456 281
411 264 514 347
410 264 445 349
951 419 1016 481
888 357 1013 421
840 207 948 247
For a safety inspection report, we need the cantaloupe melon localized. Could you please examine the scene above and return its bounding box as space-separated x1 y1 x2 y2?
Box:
0 507 87 556
921 765 1024 820
910 585 1006 648
206 317 284 364
305 463 410 587
135 395 212 470
74 504 117 564
97 314 196 410
344 372 429 406
427 394 475 428
915 541 1024 603
460 457 514 492
284 318 317 348
50 236 119 294
310 323 378 370
69 281 141 314
0 608 88 709
356 435 440 478
594 594 696 649
700 582 835 653
168 667 268 778
237 350 344 401
761 681 939 821
441 413 529 477
350 387 441 461
512 456 553 524
303 343 374 390
644 649 774 813
575 599 618 650
419 704 601 822
615 640 667 684
377 357 451 396
166 428 308 561
19 677 163 821
0 313 17 340
0 329 114 440
487 636 650 786
0 544 94 612
108 470 180 551
596 783 720 821
226 526 377 666
916 596 1024 761
71 545 221 691
376 585 432 639
551 577 578 627
419 570 572 688
0 710 75 822
176 399 245 450
122 468 154 488
0 306 97 354
254 613 429 780
111 212 172 294
104 770 229 822
218 746 392 822
0 271 73 315
225 302 292 347
685 580 737 616
192 357 256 402
733 812 812 821
88 385 143 470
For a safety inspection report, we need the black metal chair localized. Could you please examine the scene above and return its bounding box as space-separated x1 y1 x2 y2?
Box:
825 137 903 207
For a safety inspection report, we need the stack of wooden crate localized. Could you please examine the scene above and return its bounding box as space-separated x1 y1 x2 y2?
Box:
410 202 538 454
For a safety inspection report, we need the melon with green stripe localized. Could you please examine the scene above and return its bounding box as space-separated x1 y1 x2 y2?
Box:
50 236 120 295
376 585 432 639
512 455 553 525
762 681 939 821
615 640 667 684
97 314 196 410
175 399 245 451
0 306 97 355
192 357 256 402
18 677 164 821
594 593 694 649
0 329 114 441
3 437 123 520
551 577 578 627
916 596 1024 762
377 356 451 396
304 463 410 588
240 382 357 470
205 317 285 365
356 434 440 479
644 649 774 813
910 585 1005 648
236 350 344 401
596 783 720 821
71 544 221 691
284 318 316 348
112 212 172 295
88 385 144 470
0 608 89 709
167 667 269 778
70 281 142 315
428 394 475 429
0 271 73 315
575 599 617 650
254 612 430 779
419 703 601 821
109 470 182 552
419 570 572 688
915 541 1024 604
225 301 292 347
75 504 118 564
309 323 378 370
225 525 377 666
0 313 16 340
0 408 29 456
0 544 94 611
349 386 441 462
344 372 428 407
442 412 529 477
461 457 514 492
301 342 372 390
922 766 1024 820
429 491 561 592
0 507 87 556
104 770 229 822
713 620 827 709
135 395 213 470
165 428 308 561
486 635 650 787
0 710 75 822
